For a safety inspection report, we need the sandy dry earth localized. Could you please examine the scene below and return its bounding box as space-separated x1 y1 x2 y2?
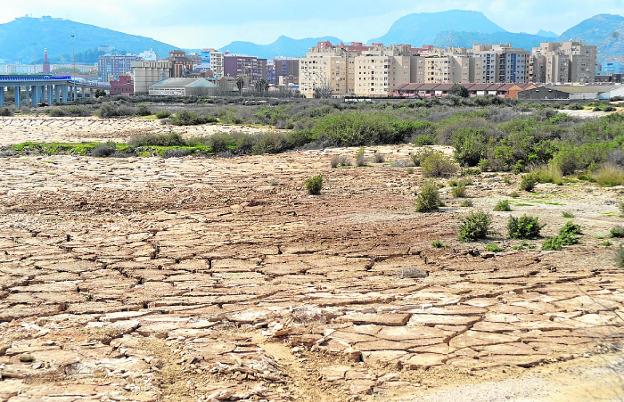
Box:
0 118 623 401
0 116 283 145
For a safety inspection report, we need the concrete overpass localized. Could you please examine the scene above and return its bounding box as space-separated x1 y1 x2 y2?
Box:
0 75 111 108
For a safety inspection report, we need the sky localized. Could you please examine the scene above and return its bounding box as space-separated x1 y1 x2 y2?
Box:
1 0 623 48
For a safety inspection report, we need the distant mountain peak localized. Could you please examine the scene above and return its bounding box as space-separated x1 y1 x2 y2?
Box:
220 35 343 59
536 29 558 38
370 10 505 46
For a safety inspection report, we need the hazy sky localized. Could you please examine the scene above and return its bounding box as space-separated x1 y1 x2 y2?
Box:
1 0 623 48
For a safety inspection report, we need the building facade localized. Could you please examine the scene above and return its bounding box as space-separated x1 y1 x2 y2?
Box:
531 41 597 83
110 75 134 96
169 51 195 78
98 55 141 81
131 60 171 94
223 54 268 84
273 58 300 85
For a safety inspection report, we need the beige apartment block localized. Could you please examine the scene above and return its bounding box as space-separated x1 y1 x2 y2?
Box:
131 60 172 94
423 54 470 84
300 47 348 98
530 41 596 83
353 47 412 97
209 49 224 79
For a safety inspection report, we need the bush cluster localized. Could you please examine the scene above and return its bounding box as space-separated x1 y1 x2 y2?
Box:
415 181 442 212
458 211 491 242
542 222 582 250
421 152 458 178
305 175 323 195
508 215 543 239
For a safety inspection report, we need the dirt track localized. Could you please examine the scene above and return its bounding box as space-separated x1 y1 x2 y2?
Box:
0 118 623 401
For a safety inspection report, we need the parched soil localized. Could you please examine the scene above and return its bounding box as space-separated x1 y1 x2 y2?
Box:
0 119 623 401
0 116 284 145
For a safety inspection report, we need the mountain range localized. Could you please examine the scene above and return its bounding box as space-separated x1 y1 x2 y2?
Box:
0 11 623 65
221 11 624 64
0 16 177 64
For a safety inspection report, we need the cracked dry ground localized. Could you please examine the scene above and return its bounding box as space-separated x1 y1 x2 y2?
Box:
1 148 623 401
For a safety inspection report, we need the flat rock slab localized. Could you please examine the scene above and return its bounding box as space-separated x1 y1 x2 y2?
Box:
341 313 412 326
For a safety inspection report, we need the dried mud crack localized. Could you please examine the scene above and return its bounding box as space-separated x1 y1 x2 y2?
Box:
0 127 623 401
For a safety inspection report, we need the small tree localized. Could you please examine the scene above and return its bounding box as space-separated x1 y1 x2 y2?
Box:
236 76 245 95
449 84 469 98
254 79 269 96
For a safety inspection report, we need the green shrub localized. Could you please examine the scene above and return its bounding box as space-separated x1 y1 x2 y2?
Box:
0 107 13 116
355 147 366 167
593 164 624 187
519 174 537 192
611 226 624 238
415 181 442 212
170 111 218 126
485 243 503 253
431 240 445 248
413 134 435 146
558 221 582 244
155 110 172 119
542 236 565 251
451 184 467 198
91 143 117 157
494 200 511 212
136 105 151 116
562 211 574 218
410 148 433 167
542 221 582 250
458 211 491 242
460 199 473 207
508 215 543 239
163 148 193 158
421 152 458 178
129 133 185 147
97 103 137 118
530 164 563 185
451 127 488 167
305 175 323 195
309 112 409 146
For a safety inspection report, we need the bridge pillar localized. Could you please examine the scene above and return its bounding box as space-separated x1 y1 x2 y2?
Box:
0 87 4 107
15 86 21 108
47 85 53 105
61 85 68 104
31 85 41 107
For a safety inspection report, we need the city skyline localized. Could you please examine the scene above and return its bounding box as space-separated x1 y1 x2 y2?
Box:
0 0 623 49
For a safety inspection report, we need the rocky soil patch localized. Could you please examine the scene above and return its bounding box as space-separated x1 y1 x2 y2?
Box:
0 127 622 400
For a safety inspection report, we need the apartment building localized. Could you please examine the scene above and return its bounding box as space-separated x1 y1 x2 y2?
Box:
470 45 498 83
353 46 412 97
98 55 141 81
131 60 171 94
169 51 195 78
273 58 300 85
423 53 470 84
223 54 268 84
200 49 224 79
300 42 350 98
531 41 597 83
